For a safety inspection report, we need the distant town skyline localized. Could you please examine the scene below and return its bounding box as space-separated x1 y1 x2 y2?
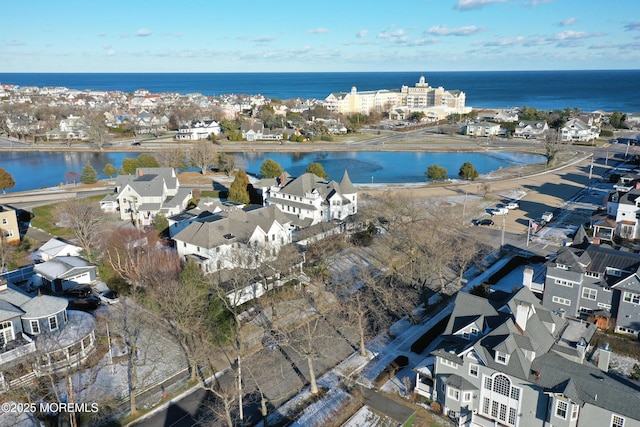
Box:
2 0 639 73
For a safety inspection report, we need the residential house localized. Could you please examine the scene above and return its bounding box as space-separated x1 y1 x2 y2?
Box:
463 121 501 137
513 120 549 139
604 185 640 239
261 170 358 228
0 278 96 390
100 167 192 226
542 243 640 335
0 206 19 244
240 120 284 141
34 256 97 293
414 287 640 427
560 118 600 143
35 238 82 262
173 205 293 274
175 119 221 141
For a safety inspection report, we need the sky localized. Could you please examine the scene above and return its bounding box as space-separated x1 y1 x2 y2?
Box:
1 0 639 73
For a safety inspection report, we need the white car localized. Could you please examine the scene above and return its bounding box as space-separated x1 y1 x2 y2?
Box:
491 207 509 215
505 201 519 210
98 290 120 304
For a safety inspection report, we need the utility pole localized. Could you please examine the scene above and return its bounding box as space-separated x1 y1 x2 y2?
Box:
501 213 506 248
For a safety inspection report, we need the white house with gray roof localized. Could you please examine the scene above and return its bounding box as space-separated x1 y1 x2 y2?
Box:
262 170 357 228
34 256 97 293
100 167 191 226
415 287 640 427
173 205 292 273
0 278 96 391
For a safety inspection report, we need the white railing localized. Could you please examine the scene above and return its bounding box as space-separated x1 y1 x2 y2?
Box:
0 337 36 365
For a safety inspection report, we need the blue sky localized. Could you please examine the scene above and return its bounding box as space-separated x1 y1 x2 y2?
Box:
1 0 639 72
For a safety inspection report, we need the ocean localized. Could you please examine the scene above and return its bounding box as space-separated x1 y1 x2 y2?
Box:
1 70 639 112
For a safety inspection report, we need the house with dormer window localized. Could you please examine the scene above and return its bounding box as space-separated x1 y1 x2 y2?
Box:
415 287 640 427
100 167 192 226
513 120 549 139
259 170 358 228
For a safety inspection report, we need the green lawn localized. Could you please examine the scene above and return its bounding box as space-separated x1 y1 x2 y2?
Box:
30 193 110 237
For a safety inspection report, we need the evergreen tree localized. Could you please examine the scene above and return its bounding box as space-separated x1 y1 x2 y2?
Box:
426 164 448 181
152 213 169 235
306 162 328 179
228 168 250 204
260 158 283 178
80 163 98 184
0 168 16 194
458 162 479 181
103 163 118 178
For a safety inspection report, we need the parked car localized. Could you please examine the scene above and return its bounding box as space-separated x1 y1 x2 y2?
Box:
490 207 509 216
505 201 519 210
131 140 141 146
67 296 101 311
541 211 554 222
98 290 120 304
63 286 92 298
475 218 494 226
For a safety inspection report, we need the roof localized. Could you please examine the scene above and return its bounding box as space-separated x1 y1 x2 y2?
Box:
532 352 640 420
20 294 68 319
173 205 291 248
34 256 96 280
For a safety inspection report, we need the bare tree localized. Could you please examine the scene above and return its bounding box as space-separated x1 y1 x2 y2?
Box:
54 198 108 257
156 148 188 171
82 110 110 150
189 141 218 174
0 234 16 272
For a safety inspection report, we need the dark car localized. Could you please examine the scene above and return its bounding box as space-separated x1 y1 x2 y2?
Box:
475 218 494 226
131 141 141 146
63 286 92 298
67 296 101 311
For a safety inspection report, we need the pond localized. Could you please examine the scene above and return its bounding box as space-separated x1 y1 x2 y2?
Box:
0 150 545 193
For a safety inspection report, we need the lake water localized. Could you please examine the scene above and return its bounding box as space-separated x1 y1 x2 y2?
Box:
0 150 544 193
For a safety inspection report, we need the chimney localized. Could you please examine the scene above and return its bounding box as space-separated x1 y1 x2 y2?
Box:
598 342 611 372
635 181 640 190
522 267 533 290
515 302 530 332
576 337 588 364
138 169 144 177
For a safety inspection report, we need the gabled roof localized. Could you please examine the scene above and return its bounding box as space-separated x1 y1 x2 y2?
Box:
34 256 96 280
585 244 640 274
173 205 291 248
532 352 640 420
612 272 640 293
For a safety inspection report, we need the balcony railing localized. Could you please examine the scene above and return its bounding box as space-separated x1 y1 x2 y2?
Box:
0 335 36 365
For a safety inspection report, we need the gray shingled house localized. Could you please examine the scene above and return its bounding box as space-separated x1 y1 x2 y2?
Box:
414 288 640 427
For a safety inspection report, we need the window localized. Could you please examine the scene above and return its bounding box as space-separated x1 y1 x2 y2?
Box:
447 387 460 401
1 218 7 224
598 302 612 309
493 374 511 396
582 288 597 300
482 397 490 414
0 321 14 346
491 401 499 418
623 292 640 304
463 391 472 402
571 404 579 420
63 310 67 323
31 320 40 334
510 387 520 401
469 364 479 377
552 296 571 306
509 408 517 424
484 377 492 390
496 352 508 365
554 278 573 287
556 400 568 419
49 315 58 331
441 358 459 368
4 230 13 238
612 415 625 427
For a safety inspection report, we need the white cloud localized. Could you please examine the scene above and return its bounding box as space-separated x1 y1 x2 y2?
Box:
377 29 406 39
625 21 640 31
426 25 483 36
251 36 276 43
483 36 526 46
102 44 112 49
455 0 505 11
356 30 368 38
551 30 593 40
106 49 116 56
522 0 554 6
307 28 329 34
136 29 152 37
558 17 577 27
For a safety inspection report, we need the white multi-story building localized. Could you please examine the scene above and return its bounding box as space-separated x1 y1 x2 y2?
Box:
263 170 358 228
